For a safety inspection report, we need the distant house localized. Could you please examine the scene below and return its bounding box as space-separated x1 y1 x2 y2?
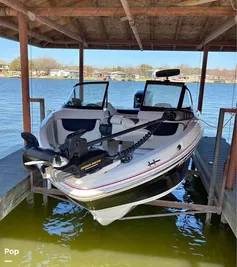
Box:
49 69 61 76
109 71 126 79
92 71 109 78
148 69 160 79
49 69 69 77
132 74 140 80
49 69 86 78
65 70 80 78
0 60 9 73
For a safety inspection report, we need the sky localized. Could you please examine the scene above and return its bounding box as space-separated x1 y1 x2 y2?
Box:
0 37 236 69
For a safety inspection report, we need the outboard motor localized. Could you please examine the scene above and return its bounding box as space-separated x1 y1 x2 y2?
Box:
133 90 153 108
133 90 144 108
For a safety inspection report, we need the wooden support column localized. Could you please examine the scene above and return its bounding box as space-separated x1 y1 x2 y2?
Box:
79 43 84 101
197 45 209 112
226 114 237 189
18 12 31 132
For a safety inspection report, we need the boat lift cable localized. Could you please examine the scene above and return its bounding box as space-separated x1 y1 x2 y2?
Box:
194 113 235 130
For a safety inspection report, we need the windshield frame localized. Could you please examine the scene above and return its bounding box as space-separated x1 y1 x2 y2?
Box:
140 80 191 111
63 81 109 110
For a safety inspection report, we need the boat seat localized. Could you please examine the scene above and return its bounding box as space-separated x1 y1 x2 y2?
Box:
41 108 109 147
96 102 117 116
136 110 185 148
154 103 172 108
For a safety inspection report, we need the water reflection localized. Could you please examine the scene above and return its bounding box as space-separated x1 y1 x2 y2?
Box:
0 180 235 267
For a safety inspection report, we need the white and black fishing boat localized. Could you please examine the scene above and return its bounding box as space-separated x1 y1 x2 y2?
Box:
22 69 203 225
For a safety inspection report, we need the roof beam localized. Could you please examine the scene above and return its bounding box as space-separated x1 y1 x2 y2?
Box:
0 7 234 17
198 15 237 49
0 18 53 42
86 39 236 47
199 18 210 41
175 18 182 40
44 42 236 52
175 0 217 6
93 0 109 40
0 0 87 46
119 0 143 50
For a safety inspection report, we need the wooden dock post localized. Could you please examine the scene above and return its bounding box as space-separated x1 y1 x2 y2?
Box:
26 172 35 206
226 114 237 189
79 43 84 101
18 13 31 133
205 109 225 224
197 45 209 112
42 179 51 205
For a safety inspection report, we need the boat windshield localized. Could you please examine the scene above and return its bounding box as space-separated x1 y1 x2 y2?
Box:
142 82 192 109
65 82 108 109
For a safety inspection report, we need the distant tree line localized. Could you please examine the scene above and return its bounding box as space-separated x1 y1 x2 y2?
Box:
7 57 237 80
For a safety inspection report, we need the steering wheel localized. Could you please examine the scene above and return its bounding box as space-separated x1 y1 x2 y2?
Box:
86 103 100 107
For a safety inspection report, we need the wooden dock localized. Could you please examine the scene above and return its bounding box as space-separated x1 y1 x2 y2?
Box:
0 149 30 220
192 136 236 237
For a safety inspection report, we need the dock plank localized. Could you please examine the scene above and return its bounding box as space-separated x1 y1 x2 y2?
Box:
0 149 30 220
193 136 236 237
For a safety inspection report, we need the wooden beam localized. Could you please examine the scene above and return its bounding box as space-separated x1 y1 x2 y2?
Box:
198 15 237 49
79 43 84 100
1 6 234 17
199 18 210 41
86 39 236 47
18 13 31 133
175 0 217 6
150 16 154 40
0 0 87 46
44 43 236 52
174 17 182 50
120 0 143 50
0 18 53 42
198 45 209 112
92 0 108 40
71 17 86 40
175 17 182 40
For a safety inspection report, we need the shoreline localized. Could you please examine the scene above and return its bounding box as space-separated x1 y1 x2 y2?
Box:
0 75 236 84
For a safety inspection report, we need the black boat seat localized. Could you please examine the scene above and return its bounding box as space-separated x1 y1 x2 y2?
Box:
41 108 109 147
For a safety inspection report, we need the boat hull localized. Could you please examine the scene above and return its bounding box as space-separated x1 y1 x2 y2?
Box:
73 159 190 225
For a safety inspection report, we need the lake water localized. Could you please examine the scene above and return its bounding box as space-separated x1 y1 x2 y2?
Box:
0 77 236 159
0 77 236 266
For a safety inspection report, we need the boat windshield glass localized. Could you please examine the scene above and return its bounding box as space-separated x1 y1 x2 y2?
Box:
66 82 108 109
143 83 191 109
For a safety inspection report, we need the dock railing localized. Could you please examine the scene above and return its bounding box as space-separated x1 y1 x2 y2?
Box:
29 98 45 123
205 108 236 223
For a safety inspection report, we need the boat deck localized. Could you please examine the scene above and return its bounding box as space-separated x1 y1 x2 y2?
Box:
192 136 236 237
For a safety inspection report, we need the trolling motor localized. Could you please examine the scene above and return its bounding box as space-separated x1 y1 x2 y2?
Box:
22 132 69 172
21 130 113 179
